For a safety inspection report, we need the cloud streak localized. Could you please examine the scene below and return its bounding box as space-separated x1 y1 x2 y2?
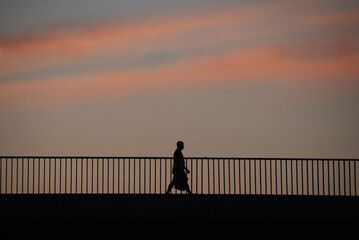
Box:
1 42 358 109
0 1 293 77
1 1 358 109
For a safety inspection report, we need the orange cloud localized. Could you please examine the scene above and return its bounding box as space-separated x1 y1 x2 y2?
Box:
1 1 358 109
0 2 290 77
2 1 357 71
1 41 358 109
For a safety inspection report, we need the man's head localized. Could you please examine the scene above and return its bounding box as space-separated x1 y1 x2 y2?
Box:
177 141 184 150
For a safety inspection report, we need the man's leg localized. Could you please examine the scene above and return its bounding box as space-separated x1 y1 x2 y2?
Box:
166 180 175 194
185 183 192 194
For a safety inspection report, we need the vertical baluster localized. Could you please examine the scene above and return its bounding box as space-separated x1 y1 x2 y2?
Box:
254 159 256 195
245 159 248 195
113 158 115 194
107 158 109 194
228 159 231 194
208 158 210 194
149 158 151 194
301 159 304 195
344 160 347 196
201 158 204 194
5 157 8 194
280 159 283 195
306 160 309 196
311 160 314 195
356 160 358 196
0 158 2 194
233 159 236 195
123 158 125 194
316 160 319 195
239 159 241 194
139 158 141 194
212 159 215 194
154 158 156 194
11 158 13 194
15 158 18 194
217 159 220 194
349 161 352 196
249 159 252 195
270 159 272 195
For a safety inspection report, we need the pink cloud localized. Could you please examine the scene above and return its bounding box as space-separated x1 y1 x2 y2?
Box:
1 1 358 109
0 2 290 77
1 40 358 109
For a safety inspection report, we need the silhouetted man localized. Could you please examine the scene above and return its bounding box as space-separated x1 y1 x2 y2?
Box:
166 141 192 194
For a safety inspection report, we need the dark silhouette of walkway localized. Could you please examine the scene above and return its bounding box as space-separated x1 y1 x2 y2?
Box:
1 194 358 219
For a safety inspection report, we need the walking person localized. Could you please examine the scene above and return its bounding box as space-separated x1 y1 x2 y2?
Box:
166 141 192 194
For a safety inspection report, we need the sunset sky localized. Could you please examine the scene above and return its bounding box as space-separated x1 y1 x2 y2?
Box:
0 0 358 158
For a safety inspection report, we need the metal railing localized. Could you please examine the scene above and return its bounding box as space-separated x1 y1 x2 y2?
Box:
0 157 358 195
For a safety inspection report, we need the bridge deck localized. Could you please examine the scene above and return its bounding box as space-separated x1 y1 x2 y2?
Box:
1 194 358 219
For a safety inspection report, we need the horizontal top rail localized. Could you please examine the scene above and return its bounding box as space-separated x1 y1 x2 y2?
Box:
1 156 358 161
